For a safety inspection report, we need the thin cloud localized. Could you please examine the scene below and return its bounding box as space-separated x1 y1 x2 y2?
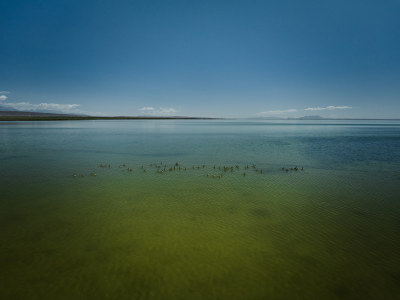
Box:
0 91 100 115
139 107 155 111
159 107 178 114
139 106 178 116
1 101 82 114
257 109 297 116
304 106 352 111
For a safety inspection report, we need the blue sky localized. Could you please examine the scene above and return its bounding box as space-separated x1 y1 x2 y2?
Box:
1 0 400 118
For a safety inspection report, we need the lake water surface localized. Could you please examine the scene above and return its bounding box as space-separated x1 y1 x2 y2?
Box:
1 120 400 299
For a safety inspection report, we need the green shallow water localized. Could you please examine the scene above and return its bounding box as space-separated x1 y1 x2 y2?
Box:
1 120 400 299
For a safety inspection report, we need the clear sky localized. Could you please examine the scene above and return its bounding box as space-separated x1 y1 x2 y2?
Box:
1 0 400 118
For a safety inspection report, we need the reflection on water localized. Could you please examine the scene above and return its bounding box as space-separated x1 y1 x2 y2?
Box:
1 120 400 299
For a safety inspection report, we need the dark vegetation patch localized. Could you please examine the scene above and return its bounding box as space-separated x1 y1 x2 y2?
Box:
332 285 351 297
250 208 271 218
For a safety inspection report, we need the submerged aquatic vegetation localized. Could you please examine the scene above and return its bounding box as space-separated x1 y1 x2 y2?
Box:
2 120 400 299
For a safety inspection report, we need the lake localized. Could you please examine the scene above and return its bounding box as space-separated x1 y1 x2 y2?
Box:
1 120 400 299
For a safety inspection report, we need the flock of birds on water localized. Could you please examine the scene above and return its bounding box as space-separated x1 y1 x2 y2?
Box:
72 162 304 179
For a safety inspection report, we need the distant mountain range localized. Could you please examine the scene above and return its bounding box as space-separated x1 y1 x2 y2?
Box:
0 110 216 120
1 110 399 121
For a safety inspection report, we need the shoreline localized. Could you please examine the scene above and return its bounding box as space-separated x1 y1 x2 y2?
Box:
0 116 220 121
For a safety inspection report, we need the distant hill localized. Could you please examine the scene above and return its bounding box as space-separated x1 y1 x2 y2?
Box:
0 110 217 121
0 110 81 117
